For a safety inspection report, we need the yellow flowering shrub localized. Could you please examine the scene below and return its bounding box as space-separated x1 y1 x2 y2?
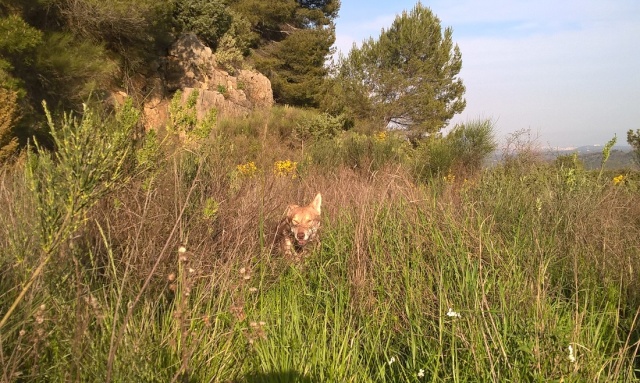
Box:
237 161 258 178
274 160 297 178
612 174 625 186
443 173 456 184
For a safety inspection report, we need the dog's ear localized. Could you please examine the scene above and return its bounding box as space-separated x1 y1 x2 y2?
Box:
309 193 322 214
285 204 299 218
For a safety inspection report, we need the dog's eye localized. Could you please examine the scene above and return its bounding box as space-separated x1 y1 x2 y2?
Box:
292 220 299 225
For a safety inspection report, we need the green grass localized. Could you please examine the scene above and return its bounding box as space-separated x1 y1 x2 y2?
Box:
0 106 639 382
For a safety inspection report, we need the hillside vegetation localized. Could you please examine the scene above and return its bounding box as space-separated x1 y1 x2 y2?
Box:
1 1 639 381
0 101 639 382
0 0 338 149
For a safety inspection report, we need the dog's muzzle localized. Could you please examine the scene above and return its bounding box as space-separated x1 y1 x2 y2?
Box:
295 232 308 245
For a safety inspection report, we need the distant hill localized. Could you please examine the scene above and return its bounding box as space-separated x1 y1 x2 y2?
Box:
487 145 638 170
547 145 638 171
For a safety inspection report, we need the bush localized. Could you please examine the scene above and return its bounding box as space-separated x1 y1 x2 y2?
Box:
172 0 233 49
54 0 170 46
306 131 408 174
555 152 584 171
35 33 117 106
0 99 139 333
411 119 496 182
214 12 256 72
447 119 497 171
293 112 345 142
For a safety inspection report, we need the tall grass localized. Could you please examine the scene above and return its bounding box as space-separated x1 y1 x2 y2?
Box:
0 105 638 382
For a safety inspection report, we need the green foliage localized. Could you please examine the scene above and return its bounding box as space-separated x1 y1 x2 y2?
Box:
0 14 43 93
446 119 497 171
598 135 616 180
627 128 640 165
205 9 257 73
0 87 19 162
411 119 496 181
1 104 640 380
217 84 228 98
555 152 584 171
229 0 338 40
51 0 174 88
229 0 298 40
168 89 217 143
232 0 338 107
293 112 345 142
0 0 172 146
307 131 409 173
169 89 197 132
202 197 220 220
34 32 117 106
135 128 161 169
411 134 454 180
335 3 466 136
0 99 138 332
0 14 43 54
52 0 172 49
256 27 335 106
27 100 138 245
172 0 232 49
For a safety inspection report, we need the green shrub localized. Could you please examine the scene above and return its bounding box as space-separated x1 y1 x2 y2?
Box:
554 152 584 170
306 131 408 173
172 0 232 49
411 119 496 182
0 99 138 331
168 89 216 143
214 12 256 72
35 32 117 106
447 119 497 171
293 112 345 142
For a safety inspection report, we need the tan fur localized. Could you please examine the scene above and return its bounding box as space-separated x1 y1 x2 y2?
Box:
278 193 322 259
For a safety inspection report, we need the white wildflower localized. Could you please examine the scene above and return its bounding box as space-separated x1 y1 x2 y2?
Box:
568 345 576 363
178 246 187 253
418 369 425 378
388 356 396 365
446 308 461 318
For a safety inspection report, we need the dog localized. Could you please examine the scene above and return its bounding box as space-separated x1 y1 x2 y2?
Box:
277 193 322 259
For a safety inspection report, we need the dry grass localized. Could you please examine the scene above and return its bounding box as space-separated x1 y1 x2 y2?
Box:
1 107 639 381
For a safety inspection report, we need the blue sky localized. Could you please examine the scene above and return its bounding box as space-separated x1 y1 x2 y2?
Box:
333 1 640 148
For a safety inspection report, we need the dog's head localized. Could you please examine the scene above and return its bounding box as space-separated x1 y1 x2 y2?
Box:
286 193 322 246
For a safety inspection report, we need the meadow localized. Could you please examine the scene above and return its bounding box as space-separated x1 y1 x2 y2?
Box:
0 101 639 382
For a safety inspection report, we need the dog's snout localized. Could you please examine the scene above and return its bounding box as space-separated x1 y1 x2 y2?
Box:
296 232 306 240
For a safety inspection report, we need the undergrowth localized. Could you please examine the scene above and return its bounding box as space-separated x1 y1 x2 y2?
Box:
0 103 638 382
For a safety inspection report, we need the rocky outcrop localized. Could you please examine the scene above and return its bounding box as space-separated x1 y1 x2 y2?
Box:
129 33 274 131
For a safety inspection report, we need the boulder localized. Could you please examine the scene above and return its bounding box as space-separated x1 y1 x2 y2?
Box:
161 34 273 121
113 33 274 131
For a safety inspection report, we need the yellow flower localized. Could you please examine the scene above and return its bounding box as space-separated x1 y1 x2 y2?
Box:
375 131 387 141
237 161 258 178
443 173 455 184
273 159 298 178
612 174 625 186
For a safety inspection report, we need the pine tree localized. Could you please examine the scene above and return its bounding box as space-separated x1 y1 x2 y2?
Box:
335 3 466 137
231 0 339 107
259 27 335 106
